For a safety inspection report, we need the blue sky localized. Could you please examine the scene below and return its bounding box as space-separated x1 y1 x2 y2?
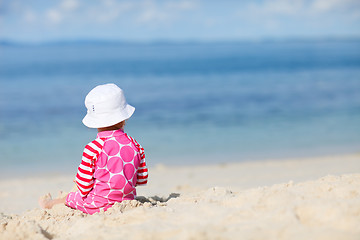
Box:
1 0 360 42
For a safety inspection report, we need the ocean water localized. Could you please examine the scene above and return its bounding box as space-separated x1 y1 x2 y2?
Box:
0 40 360 176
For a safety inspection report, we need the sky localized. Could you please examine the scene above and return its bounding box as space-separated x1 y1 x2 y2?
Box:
0 0 360 42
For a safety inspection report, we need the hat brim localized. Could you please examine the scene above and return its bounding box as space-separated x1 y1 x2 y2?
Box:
82 104 135 128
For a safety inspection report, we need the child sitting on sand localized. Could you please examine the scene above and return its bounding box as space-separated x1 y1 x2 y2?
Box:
39 83 148 214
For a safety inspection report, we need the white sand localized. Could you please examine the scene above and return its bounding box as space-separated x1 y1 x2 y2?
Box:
1 153 360 240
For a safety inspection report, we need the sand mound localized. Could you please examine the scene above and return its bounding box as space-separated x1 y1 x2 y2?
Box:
1 174 359 240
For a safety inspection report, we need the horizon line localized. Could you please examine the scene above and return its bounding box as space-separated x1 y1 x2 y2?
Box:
1 36 360 46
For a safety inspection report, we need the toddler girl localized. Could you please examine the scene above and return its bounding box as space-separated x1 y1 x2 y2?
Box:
39 83 148 214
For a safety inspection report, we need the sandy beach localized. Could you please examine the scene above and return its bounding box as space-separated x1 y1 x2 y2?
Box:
1 153 360 240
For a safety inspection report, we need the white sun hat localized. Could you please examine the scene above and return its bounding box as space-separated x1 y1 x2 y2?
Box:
82 83 135 128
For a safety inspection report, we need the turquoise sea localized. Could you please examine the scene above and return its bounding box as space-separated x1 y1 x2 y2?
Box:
0 40 360 176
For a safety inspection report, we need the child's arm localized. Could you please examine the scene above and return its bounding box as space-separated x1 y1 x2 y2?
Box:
135 142 148 186
75 139 104 197
136 154 148 186
125 134 148 186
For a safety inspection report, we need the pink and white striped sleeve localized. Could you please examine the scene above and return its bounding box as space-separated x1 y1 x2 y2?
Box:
136 144 148 186
75 138 104 197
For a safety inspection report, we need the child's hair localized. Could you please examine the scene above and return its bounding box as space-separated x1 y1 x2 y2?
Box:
119 120 126 129
97 120 126 132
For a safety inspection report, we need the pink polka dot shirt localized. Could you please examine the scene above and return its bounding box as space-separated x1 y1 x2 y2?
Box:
65 129 148 214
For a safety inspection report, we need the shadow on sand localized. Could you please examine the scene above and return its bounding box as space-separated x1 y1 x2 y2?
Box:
136 193 180 204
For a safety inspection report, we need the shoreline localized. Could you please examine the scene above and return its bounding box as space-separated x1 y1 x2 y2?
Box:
1 150 359 181
1 152 359 213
